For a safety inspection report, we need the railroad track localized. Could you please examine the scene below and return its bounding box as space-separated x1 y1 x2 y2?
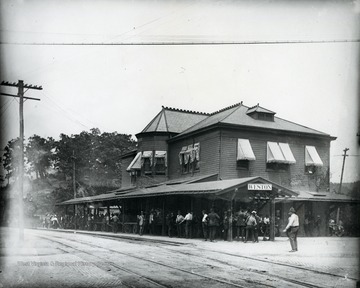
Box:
69 231 357 282
35 233 255 288
31 231 343 288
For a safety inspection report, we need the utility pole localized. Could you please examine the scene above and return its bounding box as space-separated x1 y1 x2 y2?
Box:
1 80 42 241
72 150 76 199
339 148 349 195
71 150 77 229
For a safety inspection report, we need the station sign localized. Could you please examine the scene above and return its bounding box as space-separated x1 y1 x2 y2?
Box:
247 183 272 191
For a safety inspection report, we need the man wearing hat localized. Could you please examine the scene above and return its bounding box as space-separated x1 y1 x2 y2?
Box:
283 207 299 252
244 211 257 243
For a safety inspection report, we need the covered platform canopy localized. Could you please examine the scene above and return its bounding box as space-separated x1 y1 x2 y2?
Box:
56 176 298 240
289 190 360 203
57 176 298 206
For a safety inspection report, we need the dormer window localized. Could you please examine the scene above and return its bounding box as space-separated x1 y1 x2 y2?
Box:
246 104 275 122
257 112 274 121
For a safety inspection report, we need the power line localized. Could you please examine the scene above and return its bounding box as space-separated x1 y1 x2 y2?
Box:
41 95 90 130
43 93 99 129
0 98 16 117
0 97 11 109
332 155 360 157
1 38 360 46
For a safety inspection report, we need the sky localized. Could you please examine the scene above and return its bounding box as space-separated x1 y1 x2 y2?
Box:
0 0 359 183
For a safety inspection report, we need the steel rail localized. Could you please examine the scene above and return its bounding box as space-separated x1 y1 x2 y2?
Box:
34 233 258 288
77 230 358 282
34 231 330 288
35 234 170 288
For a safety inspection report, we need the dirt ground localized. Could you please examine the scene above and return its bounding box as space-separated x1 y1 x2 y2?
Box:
0 228 358 288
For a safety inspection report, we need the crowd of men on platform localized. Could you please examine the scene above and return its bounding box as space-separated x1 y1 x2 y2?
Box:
42 208 272 242
138 208 271 242
41 207 347 240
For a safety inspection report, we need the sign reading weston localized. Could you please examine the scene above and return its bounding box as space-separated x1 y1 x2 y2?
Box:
247 184 272 191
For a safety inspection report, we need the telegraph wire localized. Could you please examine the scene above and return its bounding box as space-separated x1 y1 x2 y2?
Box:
0 97 12 110
10 3 193 81
0 29 117 37
41 93 105 131
332 155 360 157
0 99 16 133
1 39 360 46
41 95 90 130
0 98 16 117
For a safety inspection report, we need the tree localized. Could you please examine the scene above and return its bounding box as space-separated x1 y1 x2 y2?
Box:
52 128 137 188
25 135 55 179
1 128 137 217
1 138 21 184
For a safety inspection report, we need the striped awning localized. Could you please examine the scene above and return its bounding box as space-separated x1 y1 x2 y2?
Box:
126 152 142 171
305 146 323 166
267 142 296 164
279 143 296 164
237 139 256 161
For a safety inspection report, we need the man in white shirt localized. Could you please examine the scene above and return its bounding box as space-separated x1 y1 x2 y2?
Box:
181 211 193 238
283 207 299 252
201 210 209 241
176 211 184 238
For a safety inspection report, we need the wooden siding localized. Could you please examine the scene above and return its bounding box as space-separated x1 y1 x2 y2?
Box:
125 134 170 187
167 131 221 180
128 126 332 192
137 135 169 151
219 128 331 191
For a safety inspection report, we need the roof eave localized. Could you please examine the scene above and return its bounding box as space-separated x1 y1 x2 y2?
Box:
136 131 179 139
169 122 336 142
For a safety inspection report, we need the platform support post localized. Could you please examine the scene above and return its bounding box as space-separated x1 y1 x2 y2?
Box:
270 196 275 241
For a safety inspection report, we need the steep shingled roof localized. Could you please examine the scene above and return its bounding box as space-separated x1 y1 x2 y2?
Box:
175 102 332 138
139 106 209 134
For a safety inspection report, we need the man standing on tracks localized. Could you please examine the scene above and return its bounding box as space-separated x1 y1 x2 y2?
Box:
283 207 299 252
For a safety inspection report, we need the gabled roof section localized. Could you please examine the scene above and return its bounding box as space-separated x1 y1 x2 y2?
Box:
140 106 209 134
174 102 333 139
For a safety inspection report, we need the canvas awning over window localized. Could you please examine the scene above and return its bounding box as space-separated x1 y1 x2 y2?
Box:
305 146 323 166
154 151 167 167
278 143 296 164
267 142 285 163
193 143 200 161
179 146 188 165
126 152 142 171
267 142 296 164
184 145 192 164
141 151 153 166
237 139 256 161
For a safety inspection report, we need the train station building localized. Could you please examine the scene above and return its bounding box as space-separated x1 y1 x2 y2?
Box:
58 102 360 238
